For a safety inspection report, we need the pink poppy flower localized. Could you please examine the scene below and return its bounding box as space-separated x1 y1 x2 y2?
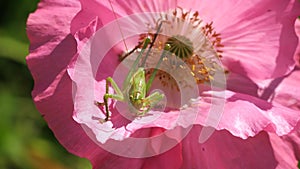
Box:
26 0 300 168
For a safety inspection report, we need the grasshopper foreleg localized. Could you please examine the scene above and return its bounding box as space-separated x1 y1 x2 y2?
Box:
96 77 124 122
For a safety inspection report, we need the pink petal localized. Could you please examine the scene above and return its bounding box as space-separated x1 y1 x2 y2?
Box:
72 0 177 32
70 0 106 36
282 125 300 160
272 69 300 110
269 69 300 161
194 91 300 139
295 18 300 66
26 0 103 164
27 0 80 97
179 0 300 81
226 71 259 97
269 132 299 169
181 126 280 169
257 63 300 162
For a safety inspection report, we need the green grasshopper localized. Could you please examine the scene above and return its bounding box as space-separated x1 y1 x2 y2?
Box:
97 22 170 122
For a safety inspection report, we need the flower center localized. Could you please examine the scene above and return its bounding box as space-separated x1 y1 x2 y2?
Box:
166 35 194 59
120 7 224 91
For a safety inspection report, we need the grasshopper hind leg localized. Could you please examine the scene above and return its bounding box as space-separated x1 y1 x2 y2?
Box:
134 91 165 117
146 91 165 111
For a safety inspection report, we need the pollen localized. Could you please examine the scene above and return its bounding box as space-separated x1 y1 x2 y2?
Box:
184 54 222 84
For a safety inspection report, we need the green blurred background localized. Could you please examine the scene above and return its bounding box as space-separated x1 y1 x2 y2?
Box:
0 1 91 169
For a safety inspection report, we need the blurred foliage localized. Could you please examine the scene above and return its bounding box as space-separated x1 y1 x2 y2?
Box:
0 0 91 169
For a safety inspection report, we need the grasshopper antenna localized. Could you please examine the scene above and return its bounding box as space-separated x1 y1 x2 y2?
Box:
120 21 163 62
141 22 163 67
108 0 128 52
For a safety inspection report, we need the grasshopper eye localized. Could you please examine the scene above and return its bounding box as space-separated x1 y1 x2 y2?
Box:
164 43 171 51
